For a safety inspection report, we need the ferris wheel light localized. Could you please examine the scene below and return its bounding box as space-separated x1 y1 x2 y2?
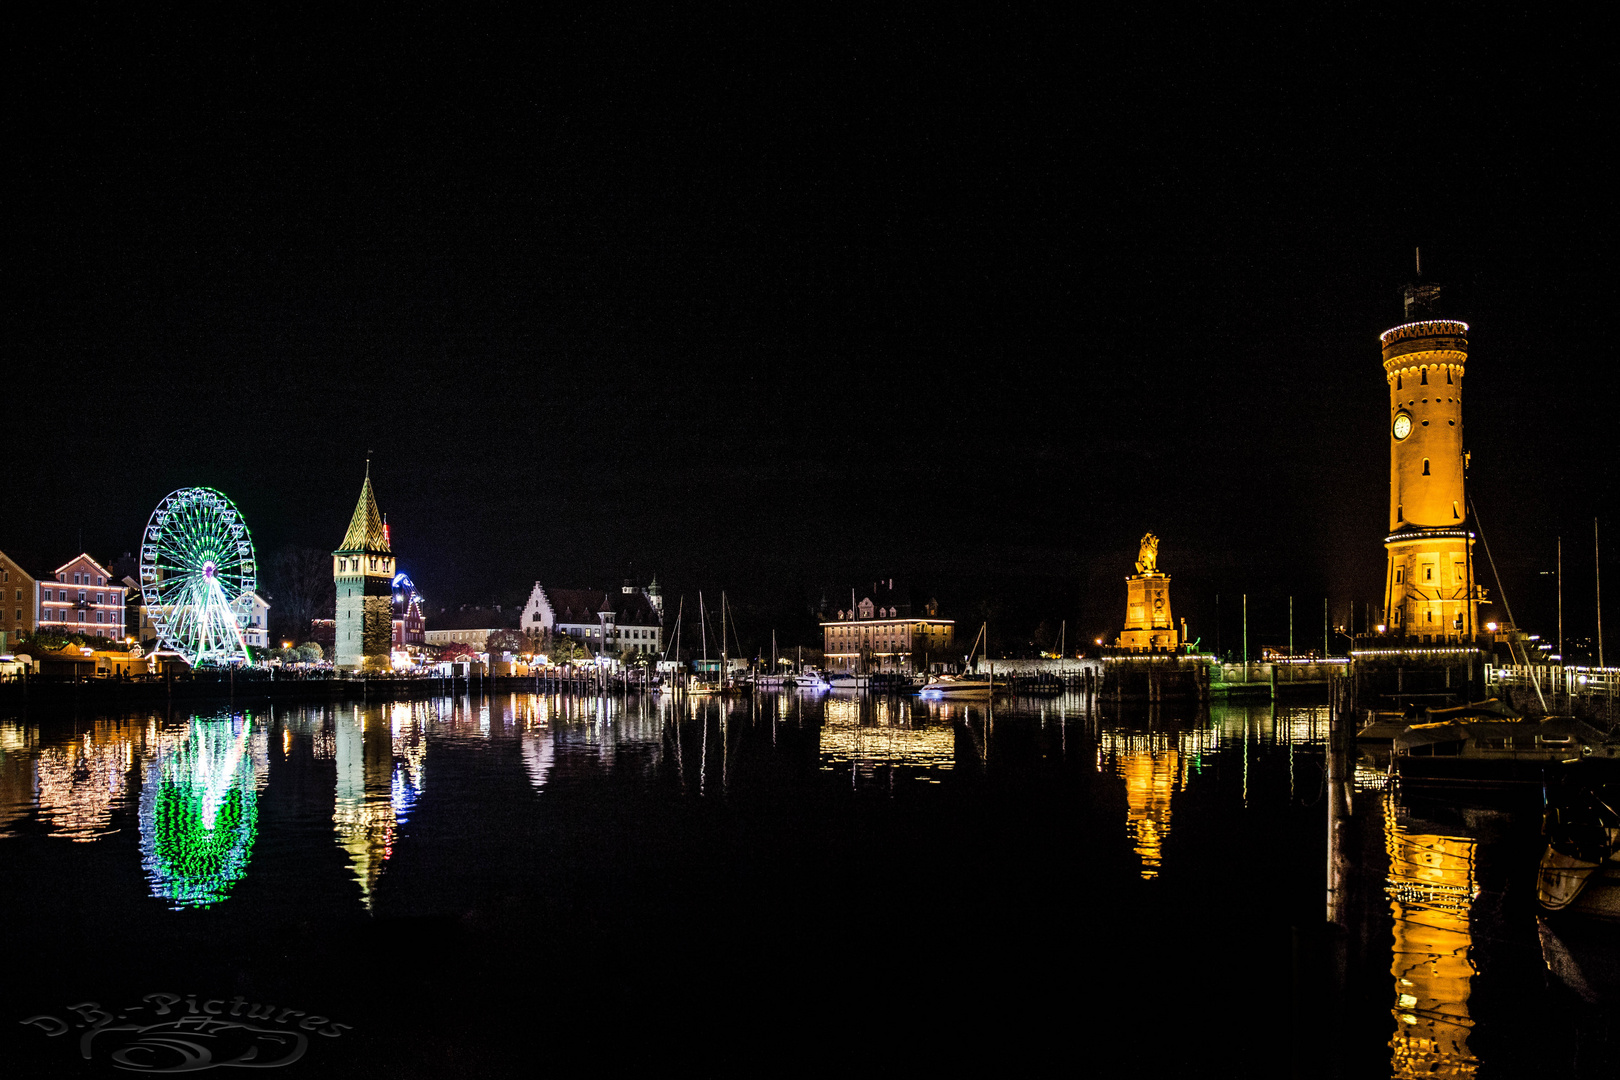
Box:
139 487 256 668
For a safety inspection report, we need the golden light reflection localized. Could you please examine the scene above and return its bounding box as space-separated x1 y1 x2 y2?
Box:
0 721 37 838
818 696 954 782
334 705 413 909
1386 793 1478 1079
1100 731 1190 879
35 723 140 841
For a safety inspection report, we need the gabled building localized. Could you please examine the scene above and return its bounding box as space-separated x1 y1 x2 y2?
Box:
0 549 40 648
521 580 664 656
821 579 953 673
333 466 396 671
235 591 272 650
32 554 128 641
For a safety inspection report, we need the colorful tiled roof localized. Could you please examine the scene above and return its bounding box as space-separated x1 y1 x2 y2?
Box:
338 474 391 553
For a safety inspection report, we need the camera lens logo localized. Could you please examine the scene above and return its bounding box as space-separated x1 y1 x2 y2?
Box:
20 995 351 1072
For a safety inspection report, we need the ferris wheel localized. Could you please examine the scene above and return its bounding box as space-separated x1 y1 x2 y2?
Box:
139 487 257 667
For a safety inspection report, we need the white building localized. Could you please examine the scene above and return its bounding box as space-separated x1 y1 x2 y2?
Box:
235 591 271 649
521 579 664 656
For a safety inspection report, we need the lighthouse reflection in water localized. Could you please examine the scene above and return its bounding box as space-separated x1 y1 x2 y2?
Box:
0 693 1593 1075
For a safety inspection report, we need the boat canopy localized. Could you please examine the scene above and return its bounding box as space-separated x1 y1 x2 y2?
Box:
1422 698 1521 722
1394 716 1608 753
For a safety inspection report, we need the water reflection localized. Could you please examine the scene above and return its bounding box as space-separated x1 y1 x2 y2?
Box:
1384 792 1479 1078
333 703 427 909
0 721 38 838
139 712 269 909
819 695 954 785
37 721 142 842
1098 720 1225 879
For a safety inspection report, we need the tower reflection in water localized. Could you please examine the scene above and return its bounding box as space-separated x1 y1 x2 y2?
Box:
139 712 269 909
1384 793 1478 1078
331 703 426 908
1099 721 1221 880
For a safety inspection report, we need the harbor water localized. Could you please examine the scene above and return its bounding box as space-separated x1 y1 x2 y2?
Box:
1 692 1613 1077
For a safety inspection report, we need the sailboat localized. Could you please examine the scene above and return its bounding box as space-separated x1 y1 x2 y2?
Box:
755 630 794 690
919 623 996 698
689 592 718 694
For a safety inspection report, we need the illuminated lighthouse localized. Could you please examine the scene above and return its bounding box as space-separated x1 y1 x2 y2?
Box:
1379 262 1482 642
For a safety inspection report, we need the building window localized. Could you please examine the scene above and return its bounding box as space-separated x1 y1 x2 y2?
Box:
1396 375 1402 390
1395 568 1403 583
1422 459 1430 475
1425 567 1433 581
1420 369 1428 385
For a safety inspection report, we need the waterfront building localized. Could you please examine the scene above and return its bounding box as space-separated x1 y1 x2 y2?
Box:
0 549 40 648
821 583 953 673
1379 275 1483 641
33 554 127 640
391 572 426 649
520 580 664 656
422 606 517 651
1115 533 1179 652
235 591 271 650
333 467 396 671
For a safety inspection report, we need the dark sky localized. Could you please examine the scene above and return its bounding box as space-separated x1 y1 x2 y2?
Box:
8 7 1613 656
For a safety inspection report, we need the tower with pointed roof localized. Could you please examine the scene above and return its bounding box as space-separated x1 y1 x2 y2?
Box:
334 464 396 671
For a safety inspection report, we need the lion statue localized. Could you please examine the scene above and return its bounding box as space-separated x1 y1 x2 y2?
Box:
1135 532 1160 575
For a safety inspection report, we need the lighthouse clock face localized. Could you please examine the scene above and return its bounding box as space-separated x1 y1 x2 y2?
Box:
1392 412 1413 440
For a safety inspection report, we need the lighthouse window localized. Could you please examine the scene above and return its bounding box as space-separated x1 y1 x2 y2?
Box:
1396 375 1403 390
1423 459 1430 475
1446 369 1453 384
1420 369 1428 385
1425 566 1433 581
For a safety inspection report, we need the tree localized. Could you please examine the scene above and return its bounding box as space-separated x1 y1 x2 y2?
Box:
486 629 527 655
549 635 581 665
264 546 336 642
295 642 324 663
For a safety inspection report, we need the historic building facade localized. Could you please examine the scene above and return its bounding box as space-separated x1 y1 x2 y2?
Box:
33 554 127 640
1379 277 1483 642
1116 533 1179 652
821 585 953 673
521 580 664 656
0 550 39 648
333 468 396 671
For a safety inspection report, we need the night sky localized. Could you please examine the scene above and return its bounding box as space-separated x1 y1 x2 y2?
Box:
9 8 1613 657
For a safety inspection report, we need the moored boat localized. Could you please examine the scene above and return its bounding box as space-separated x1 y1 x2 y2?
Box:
792 668 830 692
1393 715 1616 791
1538 771 1620 918
918 673 993 698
